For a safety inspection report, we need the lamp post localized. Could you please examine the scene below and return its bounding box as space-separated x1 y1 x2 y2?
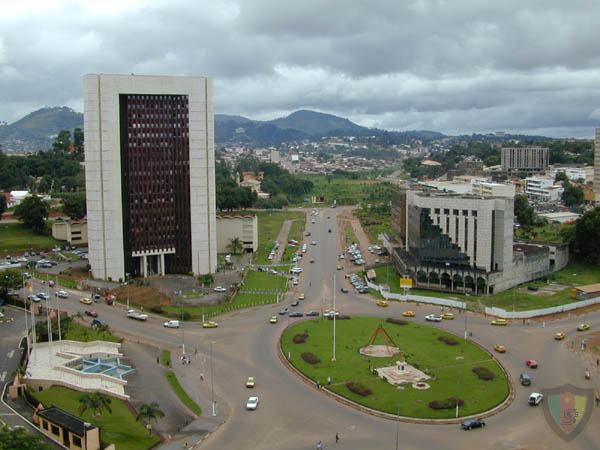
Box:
455 354 464 418
210 341 217 417
332 275 336 362
125 273 130 310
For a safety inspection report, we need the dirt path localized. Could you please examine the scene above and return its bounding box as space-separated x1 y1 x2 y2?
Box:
272 219 294 263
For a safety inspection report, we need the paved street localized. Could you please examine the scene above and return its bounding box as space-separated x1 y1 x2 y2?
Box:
6 206 600 450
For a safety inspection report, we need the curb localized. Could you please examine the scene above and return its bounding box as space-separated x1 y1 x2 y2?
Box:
277 319 514 425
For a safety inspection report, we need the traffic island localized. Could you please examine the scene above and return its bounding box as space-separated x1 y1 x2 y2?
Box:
280 317 510 420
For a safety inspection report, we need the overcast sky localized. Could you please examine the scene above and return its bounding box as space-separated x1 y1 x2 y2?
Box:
2 0 600 137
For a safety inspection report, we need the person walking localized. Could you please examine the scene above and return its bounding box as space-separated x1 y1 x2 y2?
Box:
335 432 340 443
316 441 323 450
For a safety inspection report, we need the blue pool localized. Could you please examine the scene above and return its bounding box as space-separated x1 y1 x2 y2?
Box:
74 357 135 379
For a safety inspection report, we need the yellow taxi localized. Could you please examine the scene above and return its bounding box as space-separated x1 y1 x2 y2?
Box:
442 312 454 320
494 344 506 353
298 293 305 300
376 300 389 307
202 321 219 328
491 318 508 326
554 332 566 340
402 310 416 317
269 316 278 324
245 377 255 388
577 323 590 332
79 297 93 305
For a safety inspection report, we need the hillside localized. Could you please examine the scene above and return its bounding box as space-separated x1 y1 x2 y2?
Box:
268 109 365 136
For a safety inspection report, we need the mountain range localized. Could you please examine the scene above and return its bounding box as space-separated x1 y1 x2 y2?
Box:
0 106 447 152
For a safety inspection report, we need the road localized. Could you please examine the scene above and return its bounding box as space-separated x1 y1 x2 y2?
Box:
11 206 600 450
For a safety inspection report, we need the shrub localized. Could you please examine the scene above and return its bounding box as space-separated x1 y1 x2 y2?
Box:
472 366 495 380
181 311 191 321
301 352 320 364
327 315 351 320
150 306 163 314
293 333 309 344
428 397 464 410
346 381 372 397
437 335 459 346
386 318 408 326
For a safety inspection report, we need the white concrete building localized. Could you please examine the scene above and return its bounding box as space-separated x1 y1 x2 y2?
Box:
216 215 258 253
470 180 515 198
501 146 549 174
84 74 216 280
525 176 564 203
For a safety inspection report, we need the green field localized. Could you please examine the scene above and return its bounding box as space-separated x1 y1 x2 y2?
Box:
515 223 573 244
34 387 160 450
165 371 202 415
242 270 288 291
254 210 306 264
281 318 508 418
0 222 63 255
300 175 397 206
373 263 600 311
282 219 306 263
344 223 358 245
36 318 120 343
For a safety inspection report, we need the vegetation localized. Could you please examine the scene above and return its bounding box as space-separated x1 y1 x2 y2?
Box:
0 426 52 450
215 161 257 211
0 268 22 300
242 270 287 291
165 371 202 415
78 392 112 417
59 192 87 219
226 237 243 254
281 318 508 418
355 202 392 242
514 194 541 228
0 195 6 216
515 222 573 244
344 223 358 245
254 210 305 264
35 317 120 343
0 222 63 256
299 174 396 205
35 387 159 450
136 402 165 434
160 349 172 368
571 207 600 263
14 195 49 233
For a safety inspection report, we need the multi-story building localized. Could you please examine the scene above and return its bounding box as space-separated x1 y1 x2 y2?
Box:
52 220 88 245
84 74 216 281
470 180 515 198
525 176 564 203
216 214 258 253
595 128 600 203
501 146 549 174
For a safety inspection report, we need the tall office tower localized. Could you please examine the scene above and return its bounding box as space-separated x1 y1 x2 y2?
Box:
84 74 216 281
501 146 549 174
595 128 600 204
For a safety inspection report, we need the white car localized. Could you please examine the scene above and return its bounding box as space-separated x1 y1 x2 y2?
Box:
425 314 442 322
56 291 69 299
36 292 50 300
213 286 227 292
323 309 340 318
310 241 317 246
164 320 180 328
246 396 259 410
528 392 543 406
290 267 303 273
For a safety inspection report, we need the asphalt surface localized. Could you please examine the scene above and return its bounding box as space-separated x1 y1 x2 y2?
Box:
9 206 600 450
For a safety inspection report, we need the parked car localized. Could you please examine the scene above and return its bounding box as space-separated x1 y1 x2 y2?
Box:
79 297 93 305
213 286 227 293
425 314 442 322
246 396 259 410
528 393 543 406
519 373 532 386
84 310 98 318
526 359 538 369
279 308 288 315
461 419 485 430
306 311 320 317
291 300 300 307
164 320 180 328
298 293 305 300
340 287 349 293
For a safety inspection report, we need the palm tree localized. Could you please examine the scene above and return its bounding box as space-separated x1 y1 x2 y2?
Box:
136 402 165 434
13 363 26 383
78 392 112 417
227 237 243 255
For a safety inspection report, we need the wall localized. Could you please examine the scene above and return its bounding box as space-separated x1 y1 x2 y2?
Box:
367 280 467 309
485 296 600 319
215 215 258 253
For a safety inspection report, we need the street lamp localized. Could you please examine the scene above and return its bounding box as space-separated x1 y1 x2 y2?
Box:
125 273 130 310
455 354 464 418
332 274 336 362
210 341 217 417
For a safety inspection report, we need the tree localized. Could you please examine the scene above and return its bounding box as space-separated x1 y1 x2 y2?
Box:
0 269 22 300
78 392 113 417
73 128 84 158
0 426 52 450
14 195 48 234
136 402 165 434
554 171 569 183
573 207 600 263
514 194 537 228
227 237 243 255
0 194 6 216
52 130 71 153
62 193 86 219
562 183 584 208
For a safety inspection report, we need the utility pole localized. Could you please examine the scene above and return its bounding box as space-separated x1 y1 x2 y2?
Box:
332 275 336 362
125 273 130 310
395 405 400 450
455 354 464 418
210 341 216 417
22 274 29 353
46 274 52 344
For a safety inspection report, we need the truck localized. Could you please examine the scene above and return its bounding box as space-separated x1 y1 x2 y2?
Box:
127 309 148 321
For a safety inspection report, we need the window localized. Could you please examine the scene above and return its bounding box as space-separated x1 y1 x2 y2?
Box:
443 209 449 215
434 208 440 214
471 210 478 217
73 436 82 448
51 425 60 436
453 209 459 215
462 210 468 216
42 420 48 430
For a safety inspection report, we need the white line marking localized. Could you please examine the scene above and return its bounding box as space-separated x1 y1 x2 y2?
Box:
7 350 14 359
0 372 6 382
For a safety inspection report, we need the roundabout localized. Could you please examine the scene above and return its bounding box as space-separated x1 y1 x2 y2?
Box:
281 317 510 420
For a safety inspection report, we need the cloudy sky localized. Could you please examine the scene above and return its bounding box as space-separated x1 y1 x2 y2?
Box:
2 0 600 137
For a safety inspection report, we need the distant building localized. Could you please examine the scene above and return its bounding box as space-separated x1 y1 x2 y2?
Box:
538 211 580 224
595 128 600 203
470 180 515 198
501 146 549 174
270 149 281 163
52 220 88 245
216 215 258 253
6 190 30 207
420 159 442 167
525 176 564 203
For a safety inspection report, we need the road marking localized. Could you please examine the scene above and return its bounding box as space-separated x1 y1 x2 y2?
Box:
7 350 14 359
0 372 6 382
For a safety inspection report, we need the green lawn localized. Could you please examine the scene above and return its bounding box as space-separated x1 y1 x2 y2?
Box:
34 387 160 450
254 210 306 264
165 371 202 416
0 222 63 255
373 263 600 311
242 270 287 291
515 223 573 244
300 175 397 206
63 320 121 343
281 318 508 418
161 349 172 368
344 223 358 245
282 219 306 263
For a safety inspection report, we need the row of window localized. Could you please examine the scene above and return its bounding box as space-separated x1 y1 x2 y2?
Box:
434 208 478 217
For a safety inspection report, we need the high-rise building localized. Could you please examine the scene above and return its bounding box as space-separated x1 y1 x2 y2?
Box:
501 146 549 174
84 74 216 281
595 128 600 203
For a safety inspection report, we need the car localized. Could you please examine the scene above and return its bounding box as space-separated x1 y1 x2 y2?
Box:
84 310 98 318
290 267 303 273
554 332 566 340
442 312 454 320
311 219 316 224
310 241 317 246
246 377 255 388
526 359 538 369
289 311 303 317
577 323 590 331
79 297 93 305
339 254 345 260
376 300 389 307
291 300 300 307
425 314 442 322
269 316 278 324
164 320 180 328
279 308 288 315
306 310 320 317
491 318 508 326
298 293 305 300
461 419 485 430
246 396 259 410
91 319 108 328
56 290 69 298
528 392 544 406
27 295 40 303
305 232 311 236
310 259 315 263
292 279 299 286
36 292 50 300
337 265 343 270
402 310 416 318
323 309 339 318
213 286 227 292
340 287 349 293
519 373 532 386
494 345 506 353
202 321 219 328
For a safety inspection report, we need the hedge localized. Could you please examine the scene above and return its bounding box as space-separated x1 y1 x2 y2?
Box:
437 335 459 346
346 381 372 397
293 333 309 344
301 352 320 364
386 318 408 326
428 397 464 410
472 366 495 381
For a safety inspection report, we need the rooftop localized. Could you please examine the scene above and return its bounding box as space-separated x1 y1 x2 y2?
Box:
38 406 96 436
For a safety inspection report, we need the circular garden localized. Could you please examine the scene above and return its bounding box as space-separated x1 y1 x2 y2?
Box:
280 316 509 419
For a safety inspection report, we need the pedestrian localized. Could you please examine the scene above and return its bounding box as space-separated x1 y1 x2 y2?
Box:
156 356 159 364
335 432 340 443
317 440 323 450
200 373 204 381
596 359 599 367
327 376 332 385
195 347 198 355
317 380 321 389
183 441 188 449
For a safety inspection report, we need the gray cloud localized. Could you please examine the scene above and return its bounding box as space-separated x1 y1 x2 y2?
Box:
1 0 600 137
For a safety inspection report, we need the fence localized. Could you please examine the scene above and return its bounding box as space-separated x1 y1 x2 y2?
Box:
485 296 600 319
366 281 467 309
